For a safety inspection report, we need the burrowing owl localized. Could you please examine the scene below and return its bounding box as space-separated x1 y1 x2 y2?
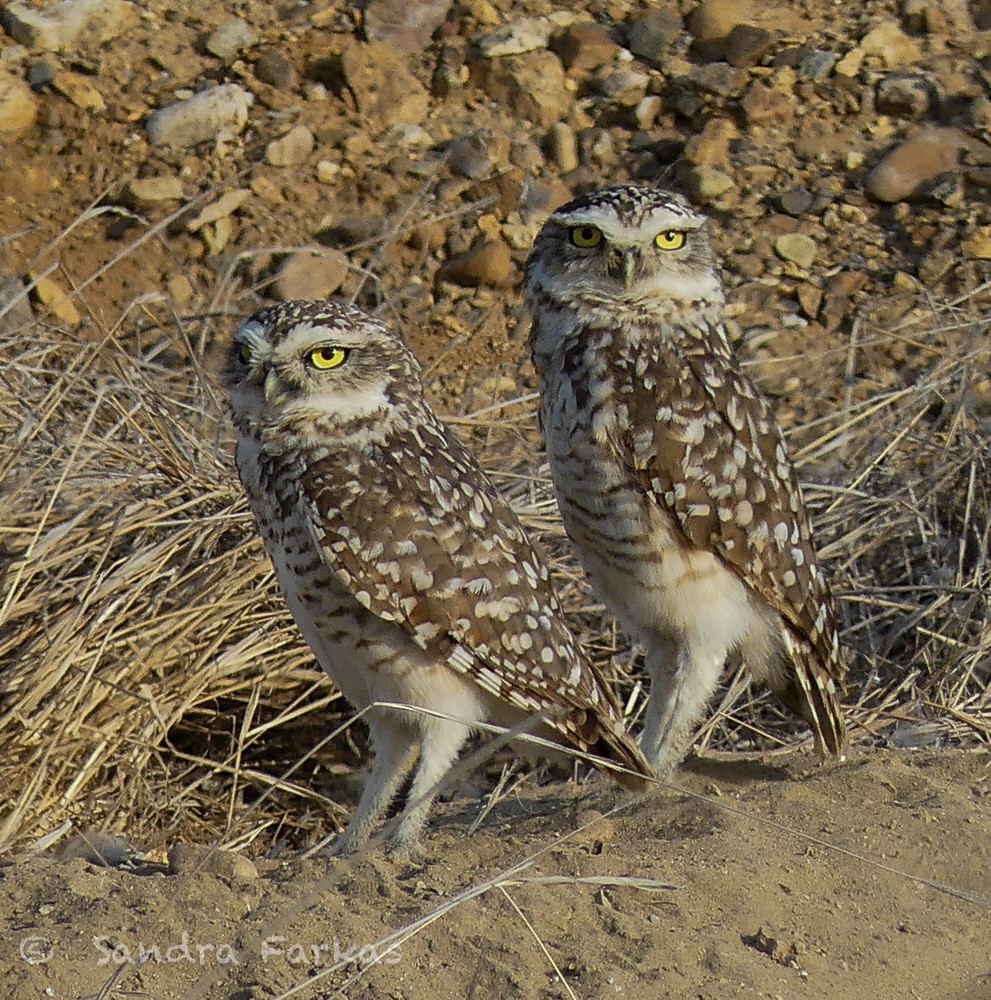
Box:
524 184 846 775
224 300 651 853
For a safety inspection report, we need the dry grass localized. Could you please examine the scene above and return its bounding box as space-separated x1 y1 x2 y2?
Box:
1 276 989 857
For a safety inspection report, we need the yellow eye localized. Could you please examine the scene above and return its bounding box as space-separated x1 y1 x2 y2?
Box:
655 230 686 251
309 346 349 370
569 225 603 248
237 343 252 364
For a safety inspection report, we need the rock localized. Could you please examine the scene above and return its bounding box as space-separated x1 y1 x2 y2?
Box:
476 51 570 127
545 121 578 172
29 272 81 326
315 160 340 183
875 74 936 118
167 274 194 307
625 9 682 68
1 0 133 51
903 0 976 33
598 67 649 105
318 213 386 245
265 124 315 166
167 844 258 880
273 250 349 300
962 227 991 259
683 118 737 168
51 70 105 111
27 61 55 91
0 276 34 334
437 239 513 287
680 62 745 97
797 49 837 79
0 72 38 139
446 131 496 178
774 233 817 268
363 0 453 53
185 189 250 232
205 18 258 60
125 175 184 205
725 24 776 68
779 188 813 215
147 84 253 148
477 17 552 57
682 165 735 200
865 127 968 202
254 51 297 90
859 21 922 67
797 283 822 319
740 80 792 123
634 94 662 130
834 48 864 77
550 22 619 74
339 41 430 128
686 0 754 41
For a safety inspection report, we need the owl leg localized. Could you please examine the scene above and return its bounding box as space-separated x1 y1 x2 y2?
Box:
391 716 473 851
331 715 418 856
640 638 725 777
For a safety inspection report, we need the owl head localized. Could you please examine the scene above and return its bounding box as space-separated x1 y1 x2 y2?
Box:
524 185 723 307
225 300 423 435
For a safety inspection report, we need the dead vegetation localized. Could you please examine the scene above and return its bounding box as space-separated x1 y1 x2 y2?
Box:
1 270 990 859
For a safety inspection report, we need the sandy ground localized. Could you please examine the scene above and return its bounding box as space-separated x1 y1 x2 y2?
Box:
1 748 989 999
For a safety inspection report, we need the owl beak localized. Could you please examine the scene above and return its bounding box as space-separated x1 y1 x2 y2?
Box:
621 248 638 290
263 369 287 406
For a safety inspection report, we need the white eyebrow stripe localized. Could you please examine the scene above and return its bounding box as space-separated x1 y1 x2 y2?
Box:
280 321 354 355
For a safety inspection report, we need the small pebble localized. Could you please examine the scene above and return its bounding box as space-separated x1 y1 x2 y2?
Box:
477 17 551 57
774 232 817 268
205 18 258 60
27 60 55 91
962 227 991 260
797 49 837 79
683 165 735 201
545 121 578 172
254 51 296 90
185 188 250 232
265 124 315 167
146 84 253 148
686 0 754 41
273 250 349 300
126 175 184 205
167 274 194 307
167 844 258 880
625 9 682 68
446 133 493 179
30 273 81 326
865 127 968 203
0 71 38 138
1 0 132 51
779 188 813 215
437 239 513 288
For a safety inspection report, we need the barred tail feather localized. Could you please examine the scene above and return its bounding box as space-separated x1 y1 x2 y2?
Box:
778 630 847 755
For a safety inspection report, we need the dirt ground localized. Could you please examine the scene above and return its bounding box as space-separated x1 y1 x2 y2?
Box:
2 0 991 998
1 750 988 999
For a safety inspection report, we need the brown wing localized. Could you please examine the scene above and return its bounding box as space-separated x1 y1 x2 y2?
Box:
623 336 846 751
299 413 652 787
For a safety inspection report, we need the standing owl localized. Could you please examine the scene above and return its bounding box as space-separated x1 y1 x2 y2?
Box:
524 184 847 775
224 300 651 854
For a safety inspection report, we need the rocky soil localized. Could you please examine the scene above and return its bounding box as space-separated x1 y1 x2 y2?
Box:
2 0 991 998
